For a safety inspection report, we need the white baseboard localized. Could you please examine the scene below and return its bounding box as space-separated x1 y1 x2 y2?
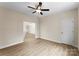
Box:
40 36 61 43
0 40 24 49
40 36 78 48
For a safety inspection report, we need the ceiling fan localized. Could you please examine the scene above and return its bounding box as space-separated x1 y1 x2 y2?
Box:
27 2 50 15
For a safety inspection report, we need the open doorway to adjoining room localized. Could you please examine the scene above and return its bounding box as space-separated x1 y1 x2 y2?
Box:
23 22 36 41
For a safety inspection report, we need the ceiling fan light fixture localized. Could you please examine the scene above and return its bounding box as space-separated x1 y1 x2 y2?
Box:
27 2 50 15
36 10 41 13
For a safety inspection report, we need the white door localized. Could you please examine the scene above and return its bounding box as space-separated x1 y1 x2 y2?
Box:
61 18 74 45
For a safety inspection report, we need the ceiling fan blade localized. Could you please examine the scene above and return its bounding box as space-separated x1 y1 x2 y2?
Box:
39 2 42 6
36 2 42 9
40 12 43 15
32 11 36 13
41 9 49 11
27 6 35 9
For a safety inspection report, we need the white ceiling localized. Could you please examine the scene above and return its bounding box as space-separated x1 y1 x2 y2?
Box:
0 2 79 17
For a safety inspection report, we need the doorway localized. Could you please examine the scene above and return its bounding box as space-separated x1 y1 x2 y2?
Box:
23 22 36 40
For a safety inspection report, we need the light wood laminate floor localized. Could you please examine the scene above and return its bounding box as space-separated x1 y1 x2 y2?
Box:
0 33 79 56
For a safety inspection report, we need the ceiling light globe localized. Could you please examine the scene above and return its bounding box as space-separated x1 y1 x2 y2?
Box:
36 10 41 13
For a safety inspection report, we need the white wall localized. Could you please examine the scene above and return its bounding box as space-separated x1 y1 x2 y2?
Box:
0 7 39 49
40 9 78 47
40 14 61 43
